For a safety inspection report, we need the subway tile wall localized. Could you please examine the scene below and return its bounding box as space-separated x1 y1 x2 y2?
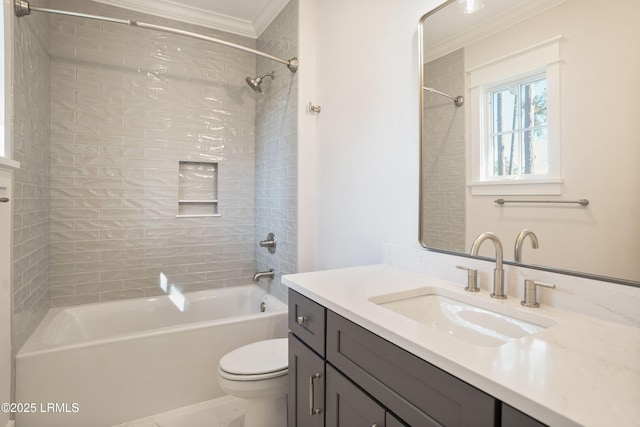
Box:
48 0 259 306
422 49 466 252
12 3 52 353
255 0 299 302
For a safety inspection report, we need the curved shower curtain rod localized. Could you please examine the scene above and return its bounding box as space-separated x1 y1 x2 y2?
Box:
13 0 299 73
423 86 464 107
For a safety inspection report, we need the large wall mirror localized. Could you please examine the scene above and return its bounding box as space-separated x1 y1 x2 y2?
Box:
419 0 639 285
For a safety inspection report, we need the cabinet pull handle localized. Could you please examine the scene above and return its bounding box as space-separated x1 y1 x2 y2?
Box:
309 373 322 416
0 198 9 203
297 315 308 326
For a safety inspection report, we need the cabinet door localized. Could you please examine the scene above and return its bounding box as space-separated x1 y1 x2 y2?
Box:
386 412 407 427
326 365 386 427
288 334 325 427
502 403 547 427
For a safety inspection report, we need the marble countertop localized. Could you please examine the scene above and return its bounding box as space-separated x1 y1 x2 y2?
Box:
282 264 640 427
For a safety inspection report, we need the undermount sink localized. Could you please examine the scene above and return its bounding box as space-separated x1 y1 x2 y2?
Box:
369 287 556 347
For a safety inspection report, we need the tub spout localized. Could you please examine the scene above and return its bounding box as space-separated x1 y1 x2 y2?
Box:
252 269 274 282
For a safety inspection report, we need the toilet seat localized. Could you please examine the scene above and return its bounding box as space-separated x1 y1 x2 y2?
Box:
218 338 288 382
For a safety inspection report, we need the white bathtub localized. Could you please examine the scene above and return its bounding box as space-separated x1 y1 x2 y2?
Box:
16 285 288 427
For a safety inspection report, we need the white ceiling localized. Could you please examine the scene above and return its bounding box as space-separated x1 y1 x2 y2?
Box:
423 0 566 62
92 0 290 38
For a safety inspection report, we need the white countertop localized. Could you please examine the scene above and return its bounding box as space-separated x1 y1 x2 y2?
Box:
282 264 640 427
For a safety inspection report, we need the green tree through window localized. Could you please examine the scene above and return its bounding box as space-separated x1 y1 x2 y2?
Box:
490 75 547 177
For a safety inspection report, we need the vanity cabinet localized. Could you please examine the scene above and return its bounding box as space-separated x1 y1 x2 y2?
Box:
325 364 408 426
289 289 325 356
327 310 494 426
288 334 325 427
288 289 545 427
288 290 327 426
325 364 386 426
501 403 547 427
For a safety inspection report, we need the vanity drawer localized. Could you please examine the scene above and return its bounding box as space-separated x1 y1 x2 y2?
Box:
326 310 496 427
289 289 326 356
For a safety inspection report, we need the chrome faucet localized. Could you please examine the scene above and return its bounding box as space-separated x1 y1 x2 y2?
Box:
252 269 274 282
470 232 506 299
514 229 539 262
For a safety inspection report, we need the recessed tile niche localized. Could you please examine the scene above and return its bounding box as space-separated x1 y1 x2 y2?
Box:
177 161 219 217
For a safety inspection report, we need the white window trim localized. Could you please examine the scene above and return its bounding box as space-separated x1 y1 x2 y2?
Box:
1 0 19 169
0 157 20 170
466 36 562 196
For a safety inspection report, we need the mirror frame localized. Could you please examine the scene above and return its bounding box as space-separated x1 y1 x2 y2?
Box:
417 0 640 289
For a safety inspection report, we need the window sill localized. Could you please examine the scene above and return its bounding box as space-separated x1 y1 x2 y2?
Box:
469 178 563 196
0 157 20 171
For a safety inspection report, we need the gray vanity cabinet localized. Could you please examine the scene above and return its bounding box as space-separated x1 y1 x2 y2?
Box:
288 334 325 427
501 403 547 427
288 290 327 427
386 413 408 427
289 289 326 356
327 310 495 427
288 289 545 427
325 364 386 426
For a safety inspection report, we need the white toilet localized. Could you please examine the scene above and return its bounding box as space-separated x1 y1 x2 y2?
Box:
217 338 288 427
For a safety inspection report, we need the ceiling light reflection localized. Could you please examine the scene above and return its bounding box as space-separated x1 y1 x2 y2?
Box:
458 0 485 14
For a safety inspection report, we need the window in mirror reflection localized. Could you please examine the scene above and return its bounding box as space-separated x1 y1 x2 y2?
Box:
488 74 548 178
467 36 561 194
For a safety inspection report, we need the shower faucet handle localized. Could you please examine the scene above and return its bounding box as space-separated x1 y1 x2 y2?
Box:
259 233 276 254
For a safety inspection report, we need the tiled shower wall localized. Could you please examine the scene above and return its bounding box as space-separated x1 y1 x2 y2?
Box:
422 49 466 252
48 0 258 306
255 0 299 302
12 3 51 352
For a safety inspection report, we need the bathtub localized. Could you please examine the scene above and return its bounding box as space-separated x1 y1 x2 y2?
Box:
15 285 288 427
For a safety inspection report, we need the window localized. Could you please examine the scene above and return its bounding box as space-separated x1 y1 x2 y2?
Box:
488 73 547 178
0 0 18 168
467 37 562 195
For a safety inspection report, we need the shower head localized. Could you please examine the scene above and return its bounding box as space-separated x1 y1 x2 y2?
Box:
246 71 275 93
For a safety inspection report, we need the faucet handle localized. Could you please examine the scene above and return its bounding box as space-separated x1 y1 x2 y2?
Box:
521 279 556 308
456 265 479 292
259 232 277 254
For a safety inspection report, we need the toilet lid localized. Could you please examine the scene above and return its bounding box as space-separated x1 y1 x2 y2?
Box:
219 338 288 376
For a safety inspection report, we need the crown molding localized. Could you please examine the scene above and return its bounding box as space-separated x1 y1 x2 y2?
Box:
252 0 289 37
424 0 567 63
92 0 267 38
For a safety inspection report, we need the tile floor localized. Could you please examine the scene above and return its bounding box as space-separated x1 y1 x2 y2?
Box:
113 395 247 427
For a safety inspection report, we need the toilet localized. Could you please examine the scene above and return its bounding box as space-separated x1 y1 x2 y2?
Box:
217 338 288 427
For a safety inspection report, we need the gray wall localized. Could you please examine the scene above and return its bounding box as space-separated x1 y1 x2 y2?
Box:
11 0 299 351
12 0 51 355
255 0 299 302
422 49 466 252
47 0 259 306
